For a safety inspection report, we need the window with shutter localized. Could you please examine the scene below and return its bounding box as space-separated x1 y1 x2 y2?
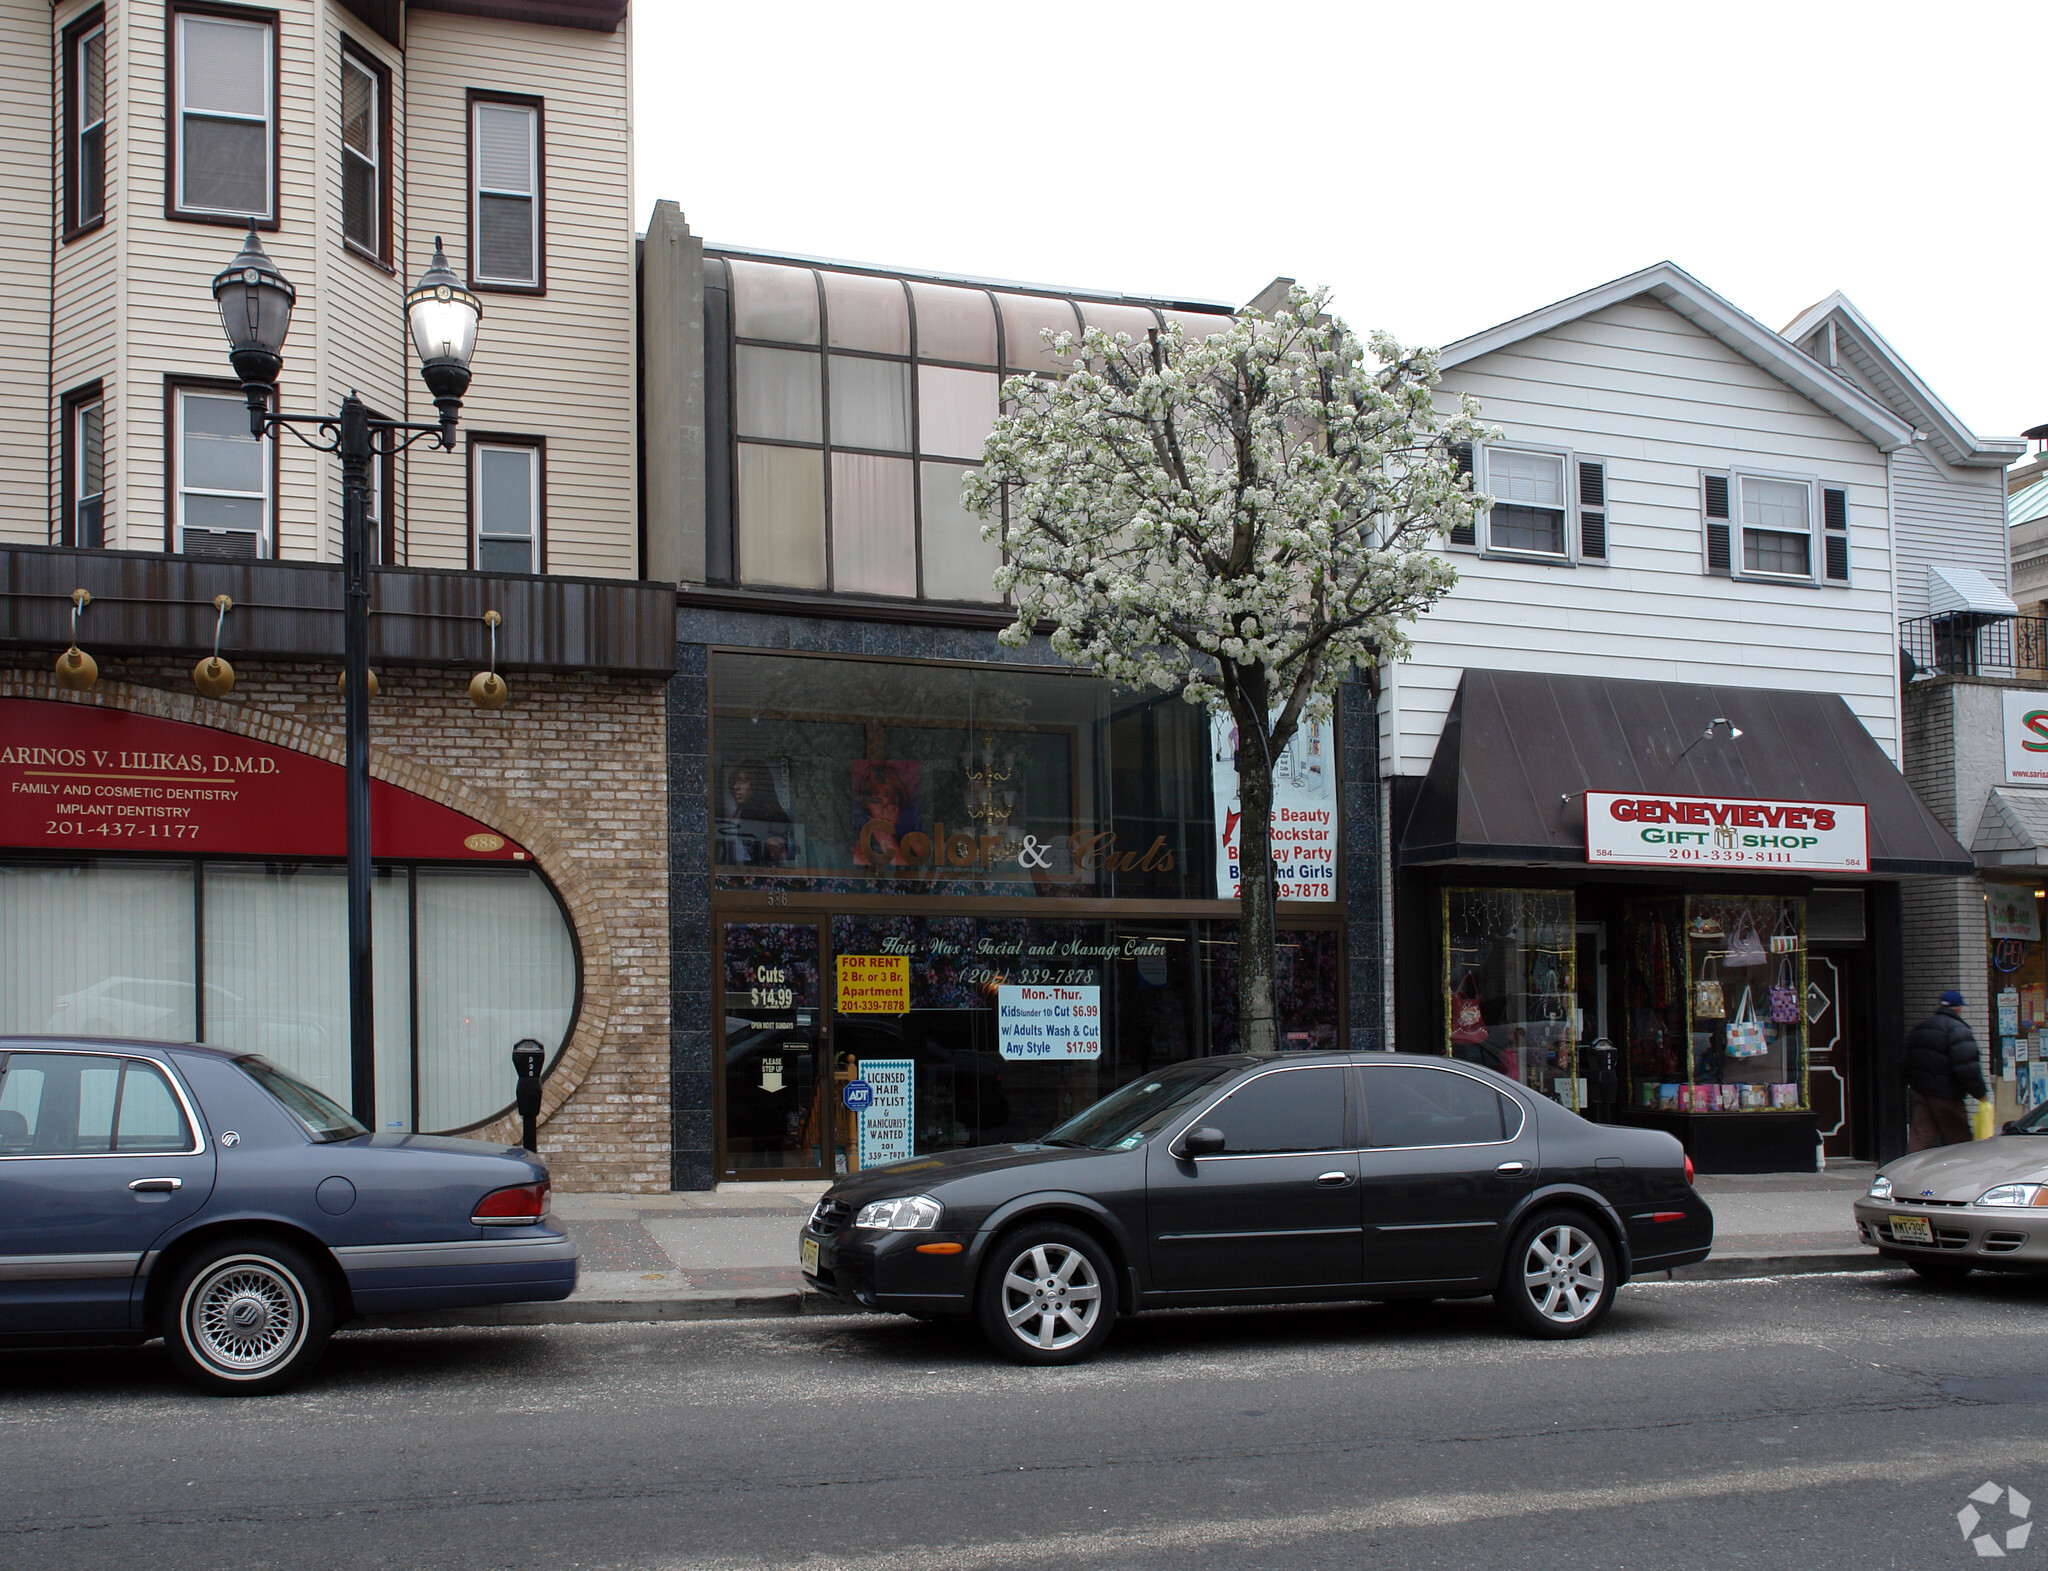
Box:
1448 443 1475 546
471 98 542 289
1577 459 1607 561
1822 486 1849 583
1482 447 1569 558
1702 472 1732 575
173 11 274 221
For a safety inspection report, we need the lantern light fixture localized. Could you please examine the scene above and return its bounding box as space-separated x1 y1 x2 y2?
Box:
209 224 298 436
404 237 483 443
468 609 509 710
54 588 97 691
193 594 236 698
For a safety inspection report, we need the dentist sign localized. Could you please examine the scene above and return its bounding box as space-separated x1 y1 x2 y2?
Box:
1584 791 1868 873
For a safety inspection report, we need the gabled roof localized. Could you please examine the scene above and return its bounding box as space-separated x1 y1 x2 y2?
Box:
1440 262 1916 456
1781 292 2023 470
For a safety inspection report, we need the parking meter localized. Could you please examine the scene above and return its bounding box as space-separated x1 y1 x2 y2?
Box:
512 1039 545 1152
1588 1036 1618 1122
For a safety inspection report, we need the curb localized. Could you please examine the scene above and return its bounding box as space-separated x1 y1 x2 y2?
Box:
355 1252 1901 1330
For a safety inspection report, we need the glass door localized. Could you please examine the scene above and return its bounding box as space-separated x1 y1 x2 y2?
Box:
719 919 834 1179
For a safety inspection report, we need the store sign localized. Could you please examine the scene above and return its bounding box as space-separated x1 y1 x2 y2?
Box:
1584 790 1869 873
1212 713 1336 902
836 955 909 1013
1989 886 2042 942
997 983 1102 1060
0 698 527 860
854 1058 914 1167
2003 689 2048 785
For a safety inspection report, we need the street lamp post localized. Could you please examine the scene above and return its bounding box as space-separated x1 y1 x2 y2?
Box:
211 225 481 1122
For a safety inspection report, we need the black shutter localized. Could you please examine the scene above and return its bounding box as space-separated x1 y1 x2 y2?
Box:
1703 472 1731 576
1449 443 1476 546
1822 486 1849 582
1578 459 1607 561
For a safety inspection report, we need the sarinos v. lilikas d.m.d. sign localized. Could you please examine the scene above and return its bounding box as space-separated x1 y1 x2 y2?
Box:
1584 791 1869 873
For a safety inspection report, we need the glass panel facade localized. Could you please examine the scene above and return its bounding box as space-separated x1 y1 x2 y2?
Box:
828 357 910 452
908 281 996 365
998 293 1082 373
919 463 1002 602
1443 889 1577 1101
1080 302 1162 342
730 259 819 343
829 453 916 597
0 861 196 1037
735 346 822 443
736 444 826 588
916 366 998 461
824 272 909 354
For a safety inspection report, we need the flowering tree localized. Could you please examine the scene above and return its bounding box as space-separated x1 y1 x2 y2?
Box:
965 285 1489 1054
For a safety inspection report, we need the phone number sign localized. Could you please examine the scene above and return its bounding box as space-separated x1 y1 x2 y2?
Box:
1584 790 1869 873
998 984 1102 1060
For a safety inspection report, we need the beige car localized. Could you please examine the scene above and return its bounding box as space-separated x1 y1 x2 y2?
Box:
1854 1104 2048 1280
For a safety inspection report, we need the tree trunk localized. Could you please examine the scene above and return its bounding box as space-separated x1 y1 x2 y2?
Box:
1234 722 1279 1056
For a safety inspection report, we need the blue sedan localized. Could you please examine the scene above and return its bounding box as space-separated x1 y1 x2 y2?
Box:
0 1036 578 1394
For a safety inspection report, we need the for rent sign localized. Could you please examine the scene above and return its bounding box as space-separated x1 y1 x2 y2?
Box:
1585 791 1869 873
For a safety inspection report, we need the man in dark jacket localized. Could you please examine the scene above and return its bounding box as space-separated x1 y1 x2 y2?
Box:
1904 989 1990 1151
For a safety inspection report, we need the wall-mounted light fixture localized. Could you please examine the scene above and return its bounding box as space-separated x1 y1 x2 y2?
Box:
1676 716 1744 762
468 610 509 710
193 595 235 698
54 589 96 691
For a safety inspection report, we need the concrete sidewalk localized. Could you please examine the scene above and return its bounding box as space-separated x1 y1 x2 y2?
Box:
378 1162 1893 1329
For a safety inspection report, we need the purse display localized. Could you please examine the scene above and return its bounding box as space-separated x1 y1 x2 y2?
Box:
1724 910 1767 968
1769 958 1800 1023
1450 972 1488 1045
1693 954 1725 1019
1769 906 1799 955
1724 987 1768 1058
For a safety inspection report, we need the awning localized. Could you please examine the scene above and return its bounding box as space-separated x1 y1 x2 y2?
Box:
1928 564 2019 618
1972 787 2048 869
1399 669 1974 877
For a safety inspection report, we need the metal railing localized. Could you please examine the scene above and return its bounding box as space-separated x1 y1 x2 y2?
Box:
1900 614 2048 680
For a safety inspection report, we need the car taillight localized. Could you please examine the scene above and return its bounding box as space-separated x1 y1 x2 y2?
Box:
1684 1155 1695 1187
473 1179 549 1226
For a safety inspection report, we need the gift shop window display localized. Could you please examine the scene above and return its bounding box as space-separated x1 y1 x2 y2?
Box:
1443 889 1580 1104
1986 884 2048 1116
1622 895 1807 1113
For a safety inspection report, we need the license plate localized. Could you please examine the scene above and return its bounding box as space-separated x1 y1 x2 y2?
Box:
800 1236 820 1276
1889 1214 1935 1245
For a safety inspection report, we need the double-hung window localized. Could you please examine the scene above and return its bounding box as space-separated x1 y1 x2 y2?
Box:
62 387 106 548
1739 476 1813 579
1702 471 1848 585
174 386 270 557
340 45 387 263
473 439 541 572
470 96 541 289
172 8 275 222
64 10 106 235
1484 447 1569 557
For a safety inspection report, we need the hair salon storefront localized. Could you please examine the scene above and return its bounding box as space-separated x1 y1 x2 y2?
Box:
669 617 1367 1186
1392 670 1975 1173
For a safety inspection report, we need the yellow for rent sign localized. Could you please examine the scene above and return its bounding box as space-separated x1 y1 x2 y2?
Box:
837 954 909 1013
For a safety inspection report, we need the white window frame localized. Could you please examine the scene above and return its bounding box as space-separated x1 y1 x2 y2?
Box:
473 441 539 573
1478 443 1576 563
174 387 271 557
339 49 380 259
73 20 107 230
470 99 539 288
73 395 105 548
172 11 275 221
1731 469 1820 585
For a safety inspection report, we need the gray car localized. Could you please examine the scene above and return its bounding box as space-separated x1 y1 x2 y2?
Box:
1853 1100 2048 1279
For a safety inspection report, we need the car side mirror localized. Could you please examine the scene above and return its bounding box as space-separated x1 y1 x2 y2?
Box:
1181 1126 1225 1158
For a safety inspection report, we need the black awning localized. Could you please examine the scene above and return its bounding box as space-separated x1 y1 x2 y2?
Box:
1399 669 1973 877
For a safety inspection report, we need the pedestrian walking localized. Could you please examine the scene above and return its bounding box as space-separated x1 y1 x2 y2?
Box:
1904 989 1990 1152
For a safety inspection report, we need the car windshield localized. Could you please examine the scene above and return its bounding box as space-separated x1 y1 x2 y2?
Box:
235 1055 367 1143
2010 1103 2048 1135
1038 1060 1239 1151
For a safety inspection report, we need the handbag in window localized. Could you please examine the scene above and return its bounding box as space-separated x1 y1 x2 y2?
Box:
1450 972 1488 1045
1725 988 1768 1058
1692 954 1725 1020
1769 905 1799 955
1687 910 1723 939
1769 958 1800 1023
1724 910 1767 968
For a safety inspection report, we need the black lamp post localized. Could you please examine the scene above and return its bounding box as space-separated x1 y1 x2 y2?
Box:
212 224 482 1123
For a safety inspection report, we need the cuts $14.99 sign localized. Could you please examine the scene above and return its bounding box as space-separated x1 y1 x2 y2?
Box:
1584 790 1869 873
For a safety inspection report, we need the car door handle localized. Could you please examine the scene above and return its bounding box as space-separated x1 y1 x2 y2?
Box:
1315 1171 1353 1186
1496 1162 1527 1174
129 1177 182 1193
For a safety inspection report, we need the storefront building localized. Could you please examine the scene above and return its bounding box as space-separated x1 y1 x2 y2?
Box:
641 211 1380 1187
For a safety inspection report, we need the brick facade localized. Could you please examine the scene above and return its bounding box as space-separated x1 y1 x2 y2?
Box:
2 655 670 1191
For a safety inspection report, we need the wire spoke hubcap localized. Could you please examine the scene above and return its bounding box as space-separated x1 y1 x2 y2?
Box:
186 1259 305 1374
1522 1225 1604 1323
999 1242 1101 1350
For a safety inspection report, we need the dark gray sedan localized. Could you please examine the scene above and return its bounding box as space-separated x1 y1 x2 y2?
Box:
801 1053 1712 1364
0 1037 577 1394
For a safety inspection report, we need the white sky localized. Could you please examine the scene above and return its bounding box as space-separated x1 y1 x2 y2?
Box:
633 0 2045 443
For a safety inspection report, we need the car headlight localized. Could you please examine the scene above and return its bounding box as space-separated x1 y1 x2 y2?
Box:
853 1195 943 1231
1867 1175 1893 1201
1975 1184 2048 1208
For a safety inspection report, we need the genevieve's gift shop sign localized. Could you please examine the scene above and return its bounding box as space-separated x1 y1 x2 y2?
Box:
0 697 527 860
1584 790 1869 873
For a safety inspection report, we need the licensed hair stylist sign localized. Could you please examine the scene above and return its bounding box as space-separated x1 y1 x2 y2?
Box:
1584 791 1870 873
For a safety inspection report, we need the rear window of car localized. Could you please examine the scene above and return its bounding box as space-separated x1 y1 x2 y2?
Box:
234 1055 367 1143
0 1052 194 1154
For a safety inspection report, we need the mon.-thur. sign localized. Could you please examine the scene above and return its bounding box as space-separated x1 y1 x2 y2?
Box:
1584 791 1869 873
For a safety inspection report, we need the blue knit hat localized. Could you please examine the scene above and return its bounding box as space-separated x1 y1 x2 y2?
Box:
1939 989 1966 1007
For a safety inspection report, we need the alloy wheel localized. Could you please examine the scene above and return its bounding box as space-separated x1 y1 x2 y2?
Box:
998 1241 1102 1352
1521 1223 1605 1324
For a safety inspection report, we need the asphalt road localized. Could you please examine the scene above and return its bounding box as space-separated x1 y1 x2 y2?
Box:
4 1271 2048 1571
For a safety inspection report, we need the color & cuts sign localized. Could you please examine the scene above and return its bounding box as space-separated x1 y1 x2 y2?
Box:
0 697 527 860
1584 790 1869 873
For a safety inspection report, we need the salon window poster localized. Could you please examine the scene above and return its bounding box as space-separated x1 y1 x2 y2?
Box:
1211 712 1336 902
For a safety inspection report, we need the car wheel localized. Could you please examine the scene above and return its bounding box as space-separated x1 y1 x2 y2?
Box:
976 1223 1117 1366
1496 1211 1617 1340
1907 1257 1974 1284
162 1237 333 1396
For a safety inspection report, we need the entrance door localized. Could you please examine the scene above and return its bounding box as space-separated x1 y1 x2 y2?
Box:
1576 923 1611 1121
719 920 834 1179
1806 950 1861 1161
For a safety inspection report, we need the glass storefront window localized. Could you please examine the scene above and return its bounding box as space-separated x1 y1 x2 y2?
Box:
711 652 1219 900
1442 888 1578 1103
0 860 197 1039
